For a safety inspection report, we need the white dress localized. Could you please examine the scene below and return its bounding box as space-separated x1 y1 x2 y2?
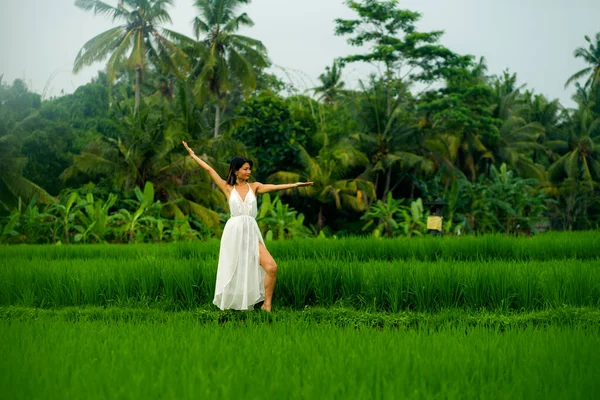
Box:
213 183 266 310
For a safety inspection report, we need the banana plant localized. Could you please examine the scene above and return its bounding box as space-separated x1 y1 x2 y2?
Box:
398 198 428 237
18 194 53 244
257 194 311 240
111 182 167 243
0 194 51 244
73 221 97 244
135 181 155 209
361 192 404 238
0 209 22 244
461 164 553 234
48 192 81 244
151 218 170 243
170 213 199 242
442 179 469 235
139 216 175 243
76 193 118 243
110 204 148 244
486 164 552 233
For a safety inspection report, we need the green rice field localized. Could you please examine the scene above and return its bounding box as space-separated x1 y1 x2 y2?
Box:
1 232 599 399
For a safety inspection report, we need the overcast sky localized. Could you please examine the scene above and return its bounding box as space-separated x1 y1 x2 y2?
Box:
1 0 598 107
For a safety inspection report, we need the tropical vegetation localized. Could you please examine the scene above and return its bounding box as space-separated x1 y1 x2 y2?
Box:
2 0 600 243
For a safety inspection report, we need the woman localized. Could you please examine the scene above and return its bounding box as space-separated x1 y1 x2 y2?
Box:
182 141 313 312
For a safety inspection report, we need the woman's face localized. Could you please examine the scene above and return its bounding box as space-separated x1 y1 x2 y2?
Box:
236 163 252 180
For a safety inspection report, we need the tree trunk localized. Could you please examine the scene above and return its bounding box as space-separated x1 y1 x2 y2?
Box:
567 193 574 231
470 165 476 182
214 103 221 138
387 86 392 119
64 223 70 245
386 64 392 118
583 191 589 228
386 218 393 238
383 167 392 199
317 205 324 233
134 67 142 114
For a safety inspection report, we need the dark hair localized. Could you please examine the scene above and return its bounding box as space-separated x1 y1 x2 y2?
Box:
226 156 254 185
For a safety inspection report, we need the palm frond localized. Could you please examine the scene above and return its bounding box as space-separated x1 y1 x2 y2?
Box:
128 30 146 68
514 158 545 180
223 12 254 32
565 67 593 88
565 150 580 179
75 0 127 21
268 171 303 184
160 28 196 48
152 33 190 77
546 140 569 154
69 152 118 177
105 29 134 82
149 0 174 24
229 35 269 61
73 27 126 73
589 158 600 180
193 16 210 38
185 200 222 230
0 174 53 207
227 47 255 94
581 157 593 181
322 185 341 209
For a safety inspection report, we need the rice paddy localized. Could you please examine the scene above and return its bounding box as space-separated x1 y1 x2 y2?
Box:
1 232 599 399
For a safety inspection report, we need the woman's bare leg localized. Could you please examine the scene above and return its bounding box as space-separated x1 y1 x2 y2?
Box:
258 242 277 312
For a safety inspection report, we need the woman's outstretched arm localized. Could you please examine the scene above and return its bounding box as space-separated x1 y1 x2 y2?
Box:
255 182 313 194
182 141 228 194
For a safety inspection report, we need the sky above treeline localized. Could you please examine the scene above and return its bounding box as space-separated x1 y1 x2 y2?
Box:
1 0 598 107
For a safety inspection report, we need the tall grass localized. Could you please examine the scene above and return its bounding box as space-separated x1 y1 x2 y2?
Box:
276 232 600 261
2 232 598 311
1 316 599 400
1 231 599 261
2 256 599 311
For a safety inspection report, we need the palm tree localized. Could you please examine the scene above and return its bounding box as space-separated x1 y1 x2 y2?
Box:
565 33 600 90
191 0 269 137
0 135 52 212
547 108 600 185
422 57 498 181
490 71 525 120
486 73 547 179
269 133 375 232
60 97 223 230
351 78 429 199
313 61 345 105
519 92 561 133
490 117 546 179
73 0 189 113
517 91 562 166
0 78 52 211
571 82 600 116
424 130 491 182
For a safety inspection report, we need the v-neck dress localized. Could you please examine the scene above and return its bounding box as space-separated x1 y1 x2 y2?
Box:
213 184 266 310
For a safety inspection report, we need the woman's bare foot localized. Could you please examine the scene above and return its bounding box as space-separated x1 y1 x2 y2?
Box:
261 304 272 312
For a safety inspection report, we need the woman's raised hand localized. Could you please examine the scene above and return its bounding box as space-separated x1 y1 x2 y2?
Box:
182 141 195 156
296 182 314 187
